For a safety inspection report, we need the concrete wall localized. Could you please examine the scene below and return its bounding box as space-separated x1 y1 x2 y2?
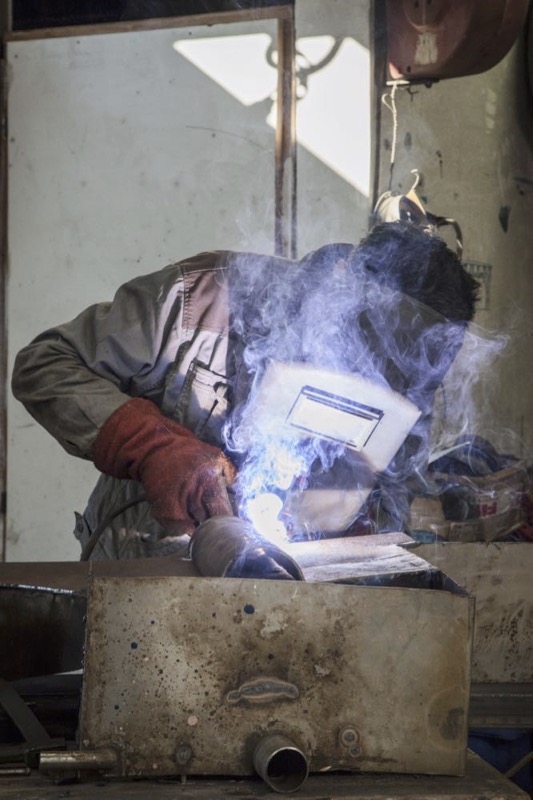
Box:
6 19 280 561
376 36 533 459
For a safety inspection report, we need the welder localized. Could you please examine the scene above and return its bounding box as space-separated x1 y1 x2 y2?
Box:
11 220 479 560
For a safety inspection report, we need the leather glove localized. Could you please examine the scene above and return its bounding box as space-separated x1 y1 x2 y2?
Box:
92 398 236 535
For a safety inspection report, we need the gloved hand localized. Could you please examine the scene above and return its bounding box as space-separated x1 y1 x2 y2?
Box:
92 398 236 535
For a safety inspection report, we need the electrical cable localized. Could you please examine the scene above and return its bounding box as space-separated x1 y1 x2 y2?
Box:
381 80 400 191
79 495 147 561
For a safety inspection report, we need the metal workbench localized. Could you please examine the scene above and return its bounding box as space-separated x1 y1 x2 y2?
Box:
0 752 528 799
1 535 531 798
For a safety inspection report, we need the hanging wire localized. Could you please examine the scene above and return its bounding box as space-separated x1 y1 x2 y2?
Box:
381 81 400 191
79 495 147 561
409 168 421 192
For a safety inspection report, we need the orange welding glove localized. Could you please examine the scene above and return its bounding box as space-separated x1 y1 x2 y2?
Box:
92 398 236 536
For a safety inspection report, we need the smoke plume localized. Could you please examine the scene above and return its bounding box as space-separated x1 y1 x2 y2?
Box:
223 222 505 540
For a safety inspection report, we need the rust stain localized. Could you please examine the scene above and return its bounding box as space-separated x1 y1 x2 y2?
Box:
440 708 465 741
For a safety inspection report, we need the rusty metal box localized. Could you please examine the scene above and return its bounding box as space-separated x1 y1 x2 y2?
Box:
79 572 473 780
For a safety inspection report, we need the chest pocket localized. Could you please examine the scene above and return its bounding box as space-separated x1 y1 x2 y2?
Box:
174 359 230 445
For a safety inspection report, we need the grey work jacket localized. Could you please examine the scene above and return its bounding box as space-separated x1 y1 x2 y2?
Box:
12 250 293 559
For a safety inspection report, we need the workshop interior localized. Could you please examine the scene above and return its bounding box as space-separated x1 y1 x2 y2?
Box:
1 1 533 798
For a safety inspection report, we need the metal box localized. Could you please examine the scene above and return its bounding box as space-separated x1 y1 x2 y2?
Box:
79 572 473 779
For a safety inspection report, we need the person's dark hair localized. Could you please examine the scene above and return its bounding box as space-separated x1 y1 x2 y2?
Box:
350 221 480 322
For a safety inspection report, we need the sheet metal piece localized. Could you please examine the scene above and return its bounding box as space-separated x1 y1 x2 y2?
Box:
287 540 440 587
0 541 409 681
80 575 473 779
0 586 86 680
413 542 533 684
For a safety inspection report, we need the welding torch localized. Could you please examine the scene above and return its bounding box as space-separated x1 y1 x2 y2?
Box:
80 499 303 581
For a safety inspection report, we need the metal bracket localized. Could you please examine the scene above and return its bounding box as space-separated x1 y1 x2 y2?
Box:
0 677 64 766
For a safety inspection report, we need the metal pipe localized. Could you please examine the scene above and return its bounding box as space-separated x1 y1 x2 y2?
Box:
39 748 118 773
275 9 297 259
253 733 309 793
0 766 31 776
189 516 304 581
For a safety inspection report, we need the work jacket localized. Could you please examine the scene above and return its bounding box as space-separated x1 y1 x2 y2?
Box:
12 250 295 558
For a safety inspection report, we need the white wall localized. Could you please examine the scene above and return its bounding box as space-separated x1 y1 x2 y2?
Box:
7 20 280 561
295 0 372 253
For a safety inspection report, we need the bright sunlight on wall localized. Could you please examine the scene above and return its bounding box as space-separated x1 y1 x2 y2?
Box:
174 32 371 196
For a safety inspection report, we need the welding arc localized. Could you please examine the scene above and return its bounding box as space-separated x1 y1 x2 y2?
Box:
79 496 147 561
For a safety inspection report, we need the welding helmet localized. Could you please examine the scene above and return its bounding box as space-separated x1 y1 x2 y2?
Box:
234 359 422 537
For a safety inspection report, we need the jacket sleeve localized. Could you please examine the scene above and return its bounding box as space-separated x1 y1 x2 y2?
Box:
11 262 188 460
